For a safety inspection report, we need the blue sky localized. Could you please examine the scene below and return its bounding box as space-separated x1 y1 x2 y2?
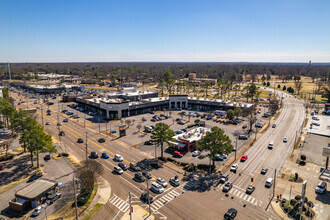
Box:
1 0 329 62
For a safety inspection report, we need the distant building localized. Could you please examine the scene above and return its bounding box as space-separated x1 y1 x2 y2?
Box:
38 73 81 83
10 83 84 95
121 82 143 88
179 73 217 86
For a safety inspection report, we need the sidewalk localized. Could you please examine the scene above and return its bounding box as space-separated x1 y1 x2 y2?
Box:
79 176 111 219
271 200 292 220
121 205 155 220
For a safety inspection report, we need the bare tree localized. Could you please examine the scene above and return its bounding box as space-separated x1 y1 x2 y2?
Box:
294 81 303 95
81 159 104 175
125 119 132 128
137 124 142 132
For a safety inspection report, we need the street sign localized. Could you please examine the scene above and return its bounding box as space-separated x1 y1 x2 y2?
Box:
322 147 330 157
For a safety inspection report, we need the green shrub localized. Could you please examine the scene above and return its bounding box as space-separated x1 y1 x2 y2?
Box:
57 154 62 157
167 157 175 162
187 124 195 128
76 191 92 207
62 153 69 157
283 203 291 212
180 162 189 166
0 154 14 161
197 164 210 170
295 195 301 201
290 199 298 206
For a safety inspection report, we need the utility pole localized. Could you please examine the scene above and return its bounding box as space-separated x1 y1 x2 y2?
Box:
129 192 132 220
41 105 44 127
289 185 292 200
146 179 151 214
85 132 88 160
235 136 238 160
254 126 258 141
73 176 78 220
300 181 307 220
98 118 101 133
84 115 86 128
273 169 276 199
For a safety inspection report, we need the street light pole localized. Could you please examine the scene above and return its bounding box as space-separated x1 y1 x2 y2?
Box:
129 192 132 220
98 118 100 133
235 136 238 160
146 179 151 214
85 132 88 160
73 176 78 220
273 169 276 199
41 105 44 127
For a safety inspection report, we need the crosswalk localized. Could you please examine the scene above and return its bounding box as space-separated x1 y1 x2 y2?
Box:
150 189 182 212
109 194 130 212
179 180 198 191
217 184 262 207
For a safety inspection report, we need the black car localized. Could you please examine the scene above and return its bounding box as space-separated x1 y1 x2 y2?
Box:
63 118 69 122
224 208 237 219
144 141 153 145
223 182 233 192
91 152 98 159
98 138 105 143
28 173 43 182
118 163 128 171
77 138 84 143
44 155 51 161
134 172 145 182
47 112 51 116
142 171 152 179
59 131 65 136
130 162 141 171
261 167 268 175
140 192 154 204
246 185 255 194
46 110 51 113
242 125 247 129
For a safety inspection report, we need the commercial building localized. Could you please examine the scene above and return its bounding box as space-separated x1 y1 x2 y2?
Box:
179 73 217 86
38 73 81 83
75 89 253 119
9 179 58 212
10 83 85 95
169 127 211 152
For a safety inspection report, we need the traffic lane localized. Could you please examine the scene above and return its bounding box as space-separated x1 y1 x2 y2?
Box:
159 189 277 220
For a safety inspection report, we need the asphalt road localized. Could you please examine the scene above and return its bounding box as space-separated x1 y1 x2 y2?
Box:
9 89 305 220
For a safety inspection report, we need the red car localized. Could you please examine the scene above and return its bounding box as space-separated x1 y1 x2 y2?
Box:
240 155 248 162
151 118 157 122
173 151 183 158
0 164 5 170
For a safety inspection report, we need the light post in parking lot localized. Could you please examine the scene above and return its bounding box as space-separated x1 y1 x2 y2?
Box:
85 132 88 161
146 179 151 215
235 136 238 160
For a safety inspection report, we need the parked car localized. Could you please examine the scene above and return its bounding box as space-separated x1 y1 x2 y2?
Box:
28 173 43 182
150 182 164 194
283 137 287 143
77 138 84 143
144 140 153 145
272 124 276 128
98 138 105 143
140 192 154 204
192 150 201 157
238 135 248 140
315 181 327 194
261 167 268 175
141 117 147 121
246 185 255 194
32 205 45 216
312 122 320 126
220 173 229 183
240 155 248 162
91 152 99 159
312 117 319 121
230 164 238 172
114 154 123 162
0 164 5 170
102 152 109 159
44 155 51 161
151 118 157 122
48 193 61 203
173 151 183 158
175 130 183 134
142 171 152 179
224 208 237 219
130 162 141 171
177 120 185 125
45 121 51 125
169 176 180 186
134 172 145 182
57 122 62 126
114 166 124 174
118 163 127 171
223 182 233 192
63 118 69 122
156 178 168 188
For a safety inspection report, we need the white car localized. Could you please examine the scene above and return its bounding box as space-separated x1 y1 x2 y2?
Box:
169 177 180 186
221 154 228 159
156 178 168 188
32 205 46 216
150 182 164 194
45 121 51 125
192 151 201 157
312 117 319 121
114 154 123 162
114 166 123 174
230 164 238 172
283 138 287 143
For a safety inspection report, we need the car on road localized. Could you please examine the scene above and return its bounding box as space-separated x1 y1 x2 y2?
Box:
114 166 123 174
220 173 229 183
140 192 154 204
265 178 273 188
144 140 153 145
261 167 268 175
223 182 233 192
0 164 5 170
142 171 152 179
118 163 127 171
141 117 147 121
238 135 248 140
130 162 142 171
32 205 46 216
134 172 145 182
240 155 248 162
91 152 99 159
44 155 51 161
224 208 237 219
192 150 201 157
150 182 164 194
63 118 69 122
312 117 319 121
48 193 61 203
57 122 62 126
177 120 185 125
45 121 51 125
114 154 123 162
77 138 84 143
272 124 276 128
173 151 183 158
102 152 109 159
156 178 168 188
246 185 255 194
59 131 65 136
283 138 287 143
28 173 43 182
215 154 224 161
169 176 180 186
242 125 247 129
98 138 105 143
230 164 238 172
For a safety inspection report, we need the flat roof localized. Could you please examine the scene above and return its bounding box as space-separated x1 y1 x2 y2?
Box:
309 115 330 137
319 169 330 183
16 179 57 200
173 127 210 142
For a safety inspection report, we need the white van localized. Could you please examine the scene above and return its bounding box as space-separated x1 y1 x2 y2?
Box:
268 141 274 149
265 178 273 187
